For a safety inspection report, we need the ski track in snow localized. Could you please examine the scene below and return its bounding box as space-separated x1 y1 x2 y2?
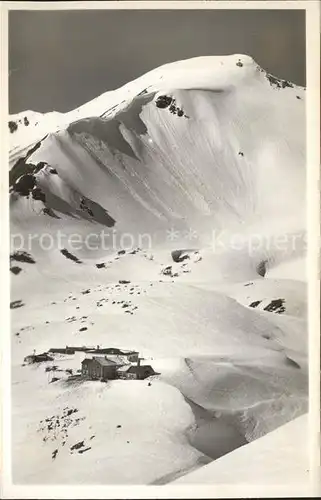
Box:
9 54 307 485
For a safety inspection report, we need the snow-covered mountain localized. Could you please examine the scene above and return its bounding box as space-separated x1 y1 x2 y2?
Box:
9 55 307 485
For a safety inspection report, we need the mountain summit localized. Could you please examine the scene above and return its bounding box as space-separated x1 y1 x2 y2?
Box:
10 55 305 259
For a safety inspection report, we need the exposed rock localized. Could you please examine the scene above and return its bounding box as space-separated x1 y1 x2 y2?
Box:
10 300 24 309
78 447 91 454
249 300 261 308
155 95 173 109
10 266 22 275
80 197 94 217
9 120 18 133
42 207 61 219
155 95 188 118
12 174 36 197
266 73 294 90
257 260 267 277
70 440 84 451
263 298 286 314
60 249 82 264
31 186 46 203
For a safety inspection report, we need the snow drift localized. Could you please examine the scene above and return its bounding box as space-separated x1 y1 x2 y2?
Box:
9 54 307 485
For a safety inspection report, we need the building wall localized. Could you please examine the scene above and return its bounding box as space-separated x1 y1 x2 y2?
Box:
82 361 154 380
90 360 102 379
136 367 155 380
82 360 101 379
102 365 117 380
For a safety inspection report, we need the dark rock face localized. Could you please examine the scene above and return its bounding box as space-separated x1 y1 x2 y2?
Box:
50 377 61 384
155 95 173 109
10 140 45 187
12 168 46 203
236 60 243 67
161 265 178 278
171 249 193 263
168 101 188 118
70 441 84 451
257 260 267 277
96 263 106 269
155 95 189 118
42 207 61 219
78 447 91 454
75 195 116 228
266 73 295 90
12 174 36 196
9 121 18 133
10 266 22 275
263 298 286 314
249 300 262 308
10 251 35 264
10 158 48 203
24 117 30 126
249 298 286 314
60 249 82 264
10 300 24 309
80 198 94 217
32 186 46 203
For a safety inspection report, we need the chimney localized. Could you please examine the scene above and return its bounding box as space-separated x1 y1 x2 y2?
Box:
137 358 141 367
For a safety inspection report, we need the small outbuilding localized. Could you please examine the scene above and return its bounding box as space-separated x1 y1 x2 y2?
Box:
24 352 54 364
117 364 156 380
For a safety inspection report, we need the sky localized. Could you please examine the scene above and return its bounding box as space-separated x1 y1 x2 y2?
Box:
9 9 306 114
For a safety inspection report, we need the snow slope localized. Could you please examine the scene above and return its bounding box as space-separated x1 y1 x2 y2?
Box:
173 413 310 488
9 54 307 485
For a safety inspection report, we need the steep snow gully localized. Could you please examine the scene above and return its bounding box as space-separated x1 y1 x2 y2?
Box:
9 55 307 484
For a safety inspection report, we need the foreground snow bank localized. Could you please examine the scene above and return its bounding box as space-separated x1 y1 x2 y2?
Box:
12 376 206 484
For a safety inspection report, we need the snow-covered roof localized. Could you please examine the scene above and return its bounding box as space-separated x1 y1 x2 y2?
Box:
116 365 131 373
82 356 117 367
117 364 154 373
105 355 131 365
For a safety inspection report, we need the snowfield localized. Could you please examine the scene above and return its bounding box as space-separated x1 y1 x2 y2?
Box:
9 54 307 485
